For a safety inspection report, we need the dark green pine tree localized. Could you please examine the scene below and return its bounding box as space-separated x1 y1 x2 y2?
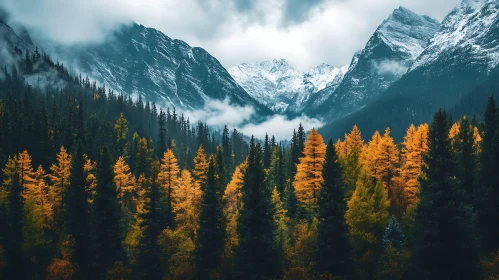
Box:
285 182 300 220
75 101 85 149
195 155 226 279
412 110 480 279
215 146 227 193
65 142 90 278
4 162 24 279
263 133 271 168
270 135 277 148
315 139 353 277
91 147 125 279
37 101 53 169
476 95 499 254
222 125 231 180
297 123 306 156
454 117 477 201
234 137 281 279
382 216 405 250
269 147 285 195
377 216 409 280
289 129 299 178
158 110 167 159
136 162 163 280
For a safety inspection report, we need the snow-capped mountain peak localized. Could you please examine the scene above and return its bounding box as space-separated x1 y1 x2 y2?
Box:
463 0 488 9
303 6 440 119
229 60 345 113
376 6 440 61
409 0 499 72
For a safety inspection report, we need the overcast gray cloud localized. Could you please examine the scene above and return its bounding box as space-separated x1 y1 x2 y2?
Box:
283 0 327 25
1 0 461 71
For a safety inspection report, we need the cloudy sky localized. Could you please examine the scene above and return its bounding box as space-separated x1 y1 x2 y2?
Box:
2 0 461 71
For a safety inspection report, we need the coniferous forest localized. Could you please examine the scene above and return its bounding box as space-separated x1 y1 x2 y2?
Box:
2 49 499 280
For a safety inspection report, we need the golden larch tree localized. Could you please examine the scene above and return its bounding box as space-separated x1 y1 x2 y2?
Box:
17 150 37 199
398 124 430 209
49 146 72 216
173 169 196 228
83 155 97 204
415 124 429 169
33 165 53 222
335 125 364 160
376 128 400 198
293 128 326 211
193 145 208 211
114 156 136 206
223 161 246 265
160 149 180 225
160 149 180 190
361 130 382 175
473 126 482 154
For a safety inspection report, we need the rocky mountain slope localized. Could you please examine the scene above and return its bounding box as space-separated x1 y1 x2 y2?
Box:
0 20 33 65
305 7 440 119
228 59 345 113
44 23 272 115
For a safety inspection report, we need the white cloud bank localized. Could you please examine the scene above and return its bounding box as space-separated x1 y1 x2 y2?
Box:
1 0 461 71
184 99 324 141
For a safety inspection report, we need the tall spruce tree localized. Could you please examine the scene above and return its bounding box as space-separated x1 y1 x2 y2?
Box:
412 110 480 279
195 155 226 279
377 216 410 280
158 110 167 158
315 140 353 277
263 133 271 169
476 96 499 253
214 146 227 194
3 157 24 279
268 147 285 195
91 147 125 279
234 137 281 279
454 117 477 201
136 162 163 280
65 142 90 278
222 125 231 180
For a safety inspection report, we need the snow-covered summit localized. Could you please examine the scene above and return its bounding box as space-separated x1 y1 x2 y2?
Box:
376 7 440 60
410 0 499 72
228 59 345 113
463 0 488 9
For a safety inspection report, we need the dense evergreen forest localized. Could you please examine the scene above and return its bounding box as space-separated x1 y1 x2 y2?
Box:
1 47 499 280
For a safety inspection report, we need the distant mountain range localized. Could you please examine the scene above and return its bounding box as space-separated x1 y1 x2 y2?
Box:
228 59 346 114
231 0 499 140
1 0 499 140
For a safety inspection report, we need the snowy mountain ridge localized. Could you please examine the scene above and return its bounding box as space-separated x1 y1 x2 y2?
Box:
228 59 346 113
409 0 499 73
303 6 440 119
39 23 272 116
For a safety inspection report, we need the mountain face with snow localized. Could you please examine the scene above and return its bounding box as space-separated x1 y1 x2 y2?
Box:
45 23 272 115
409 0 499 73
228 59 345 113
320 0 499 141
305 7 440 119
